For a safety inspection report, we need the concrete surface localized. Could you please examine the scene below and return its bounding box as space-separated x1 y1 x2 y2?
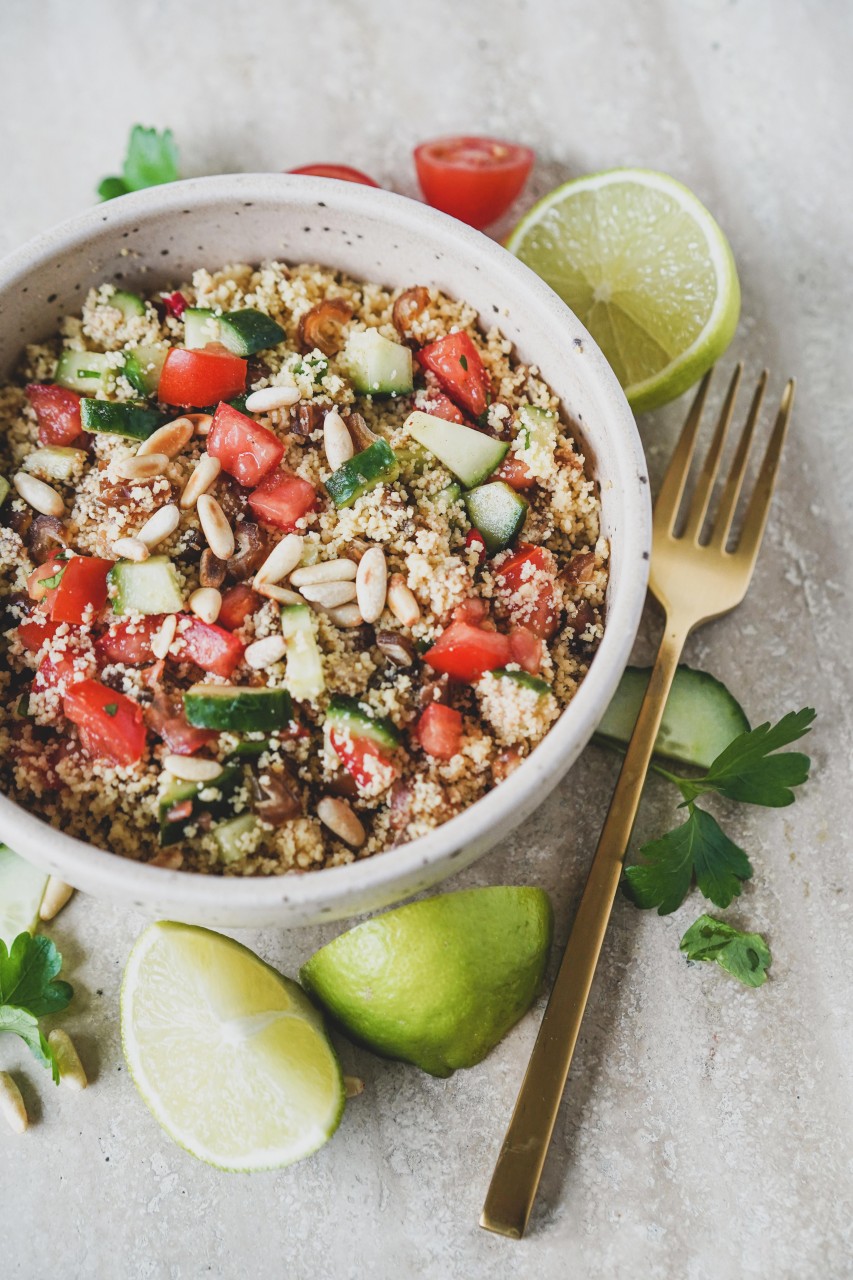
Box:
1 1 851 1277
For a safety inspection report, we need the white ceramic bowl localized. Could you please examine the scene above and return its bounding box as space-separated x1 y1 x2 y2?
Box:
0 174 650 927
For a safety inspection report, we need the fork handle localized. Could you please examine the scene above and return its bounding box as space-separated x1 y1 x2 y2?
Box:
480 617 689 1239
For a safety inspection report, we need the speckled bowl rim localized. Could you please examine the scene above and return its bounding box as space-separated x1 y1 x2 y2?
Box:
0 174 651 926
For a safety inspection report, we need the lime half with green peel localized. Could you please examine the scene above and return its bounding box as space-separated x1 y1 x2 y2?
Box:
121 922 344 1171
300 886 553 1078
507 168 741 413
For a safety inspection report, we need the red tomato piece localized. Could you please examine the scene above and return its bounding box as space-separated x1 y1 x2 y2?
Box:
27 556 66 604
95 616 166 666
207 401 284 488
218 584 263 632
50 557 113 625
248 471 317 531
493 544 559 639
423 620 512 683
145 690 217 756
414 136 534 230
495 454 536 490
26 383 84 446
288 164 379 187
17 617 61 653
418 390 466 424
161 291 188 318
416 332 491 419
158 347 247 408
63 679 146 766
453 596 489 626
417 703 463 760
465 529 487 563
329 730 398 792
33 650 81 693
509 626 542 675
173 616 245 678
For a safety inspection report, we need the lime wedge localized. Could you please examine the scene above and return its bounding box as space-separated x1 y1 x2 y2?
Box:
300 886 552 1078
507 168 741 412
0 844 47 946
121 922 344 1171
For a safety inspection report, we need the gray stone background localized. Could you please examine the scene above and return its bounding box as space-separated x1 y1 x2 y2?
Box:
1 1 851 1276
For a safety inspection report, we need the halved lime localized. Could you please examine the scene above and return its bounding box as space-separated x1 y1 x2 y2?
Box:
507 168 741 413
300 886 552 1078
121 922 344 1171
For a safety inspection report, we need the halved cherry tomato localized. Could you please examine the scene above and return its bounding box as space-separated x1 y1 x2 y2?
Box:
248 471 317 531
414 136 534 230
495 454 536 490
173 616 245 678
288 164 379 187
207 401 284 488
418 391 466 424
49 557 113 625
63 679 147 766
329 730 397 793
17 617 61 653
493 544 559 639
417 703 463 760
26 384 83 446
217 584 262 632
95 616 165 666
416 332 491 419
423 620 511 683
158 347 247 408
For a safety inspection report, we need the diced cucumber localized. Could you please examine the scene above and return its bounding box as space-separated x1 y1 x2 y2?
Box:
55 350 113 394
123 345 168 396
463 481 528 554
184 685 293 733
280 605 325 701
594 665 751 770
226 738 273 761
493 668 552 696
0 844 48 946
212 813 261 864
158 764 243 847
0 476 11 507
345 329 413 396
109 289 146 321
23 446 86 484
405 411 508 488
110 556 184 616
217 310 286 357
326 439 399 508
515 404 558 479
81 399 164 440
326 694 400 750
183 308 221 349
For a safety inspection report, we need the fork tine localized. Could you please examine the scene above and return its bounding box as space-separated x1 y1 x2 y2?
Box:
681 363 743 543
733 378 795 569
653 368 713 534
708 370 769 549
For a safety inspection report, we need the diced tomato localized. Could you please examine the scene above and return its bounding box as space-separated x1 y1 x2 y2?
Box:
16 617 61 653
173 616 245 678
49 557 113 625
423 620 512 683
95 616 165 666
417 703 463 760
26 383 83 446
452 597 489 626
218 584 262 631
145 690 217 756
419 391 466 425
161 291 188 318
63 679 146 766
248 470 317 531
496 454 536 490
414 136 534 230
465 529 487 563
493 544 559 639
207 401 284 487
27 556 66 604
509 626 542 675
33 650 81 693
158 346 247 408
416 332 491 419
288 164 379 187
329 730 398 793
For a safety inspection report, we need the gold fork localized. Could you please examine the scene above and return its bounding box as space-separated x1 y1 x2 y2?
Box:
480 364 796 1239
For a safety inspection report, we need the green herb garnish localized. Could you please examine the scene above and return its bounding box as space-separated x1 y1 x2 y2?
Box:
40 565 66 591
0 933 73 1083
104 703 118 717
97 125 180 202
459 354 469 371
680 914 771 988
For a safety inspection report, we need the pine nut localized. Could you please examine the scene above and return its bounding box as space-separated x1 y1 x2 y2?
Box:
151 613 178 660
317 797 365 847
356 546 387 624
197 494 234 560
255 582 304 606
47 1030 88 1091
0 1072 27 1134
290 559 357 587
137 416 194 458
325 603 364 628
254 533 304 586
137 502 180 549
111 452 170 481
244 634 287 669
180 454 221 509
189 587 222 624
387 574 421 628
112 536 150 563
164 754 223 782
39 876 74 921
245 386 301 412
344 1075 364 1098
300 580 357 607
13 472 64 517
323 408 354 471
184 412 214 436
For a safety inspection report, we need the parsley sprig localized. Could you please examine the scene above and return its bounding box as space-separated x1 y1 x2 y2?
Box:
0 933 74 1083
98 125 180 202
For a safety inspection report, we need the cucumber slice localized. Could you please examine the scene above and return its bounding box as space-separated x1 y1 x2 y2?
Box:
345 330 413 396
23 446 86 484
326 439 399 508
0 844 48 946
110 556 184 616
326 694 399 750
280 605 325 701
184 685 293 733
123 345 168 396
81 399 164 440
183 308 221 349
493 668 552 696
0 476 9 507
109 289 146 321
158 764 243 847
55 350 113 394
515 404 557 477
463 481 528 554
212 813 261 864
595 665 751 769
217 310 286 357
405 411 508 488
226 738 273 761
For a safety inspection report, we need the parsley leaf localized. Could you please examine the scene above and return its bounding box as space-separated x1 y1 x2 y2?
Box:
98 125 180 202
623 805 752 915
680 914 771 987
104 703 118 717
0 933 73 1083
40 565 66 590
675 708 815 808
459 354 469 371
0 1007 58 1081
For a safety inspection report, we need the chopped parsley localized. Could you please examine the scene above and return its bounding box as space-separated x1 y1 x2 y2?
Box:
104 703 118 717
0 933 73 1083
97 125 180 202
459 354 469 371
39 565 66 591
680 914 771 988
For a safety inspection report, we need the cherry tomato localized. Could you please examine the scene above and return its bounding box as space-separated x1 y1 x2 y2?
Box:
288 164 379 187
173 616 245 679
493 544 559 639
248 471 317 531
416 332 491 419
158 347 247 408
26 384 83 446
63 679 147 766
49 557 113 625
207 401 284 488
329 730 397 792
423 620 512 683
96 616 166 666
414 136 534 229
416 703 463 760
217 584 262 632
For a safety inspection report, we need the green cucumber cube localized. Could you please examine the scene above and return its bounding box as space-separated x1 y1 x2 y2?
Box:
183 685 294 733
183 308 221 349
217 309 286 356
463 481 528 554
123 345 168 397
405 411 508 488
55 351 114 394
326 694 400 750
80 399 164 440
110 556 184 616
280 605 325 701
326 439 399 508
345 329 413 396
